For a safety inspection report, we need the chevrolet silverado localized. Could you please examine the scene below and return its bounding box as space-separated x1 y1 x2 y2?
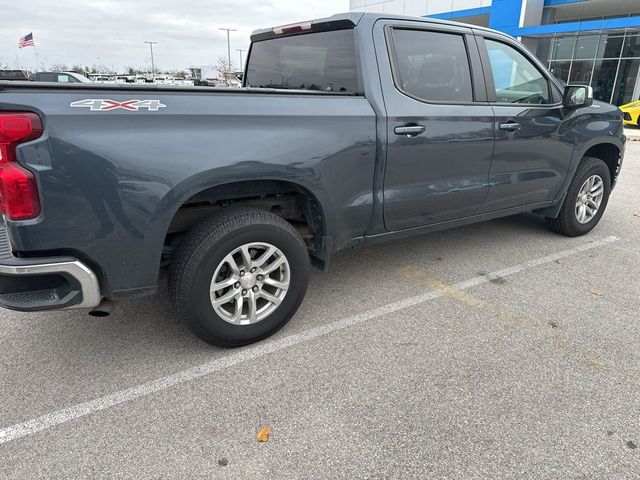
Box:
0 13 625 346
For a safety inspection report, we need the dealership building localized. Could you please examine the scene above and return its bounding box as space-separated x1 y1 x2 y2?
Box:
349 0 640 105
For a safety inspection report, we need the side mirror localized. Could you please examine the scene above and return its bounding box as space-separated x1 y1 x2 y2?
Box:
563 85 594 108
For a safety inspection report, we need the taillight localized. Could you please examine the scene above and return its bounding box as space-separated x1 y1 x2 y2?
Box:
0 112 43 220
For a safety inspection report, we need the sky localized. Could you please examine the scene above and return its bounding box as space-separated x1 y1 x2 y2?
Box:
1 0 347 73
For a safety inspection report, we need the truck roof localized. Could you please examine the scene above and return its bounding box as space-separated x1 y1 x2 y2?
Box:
251 11 510 42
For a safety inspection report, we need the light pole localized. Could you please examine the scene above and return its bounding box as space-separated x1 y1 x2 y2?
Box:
236 49 245 73
144 41 158 78
219 28 237 80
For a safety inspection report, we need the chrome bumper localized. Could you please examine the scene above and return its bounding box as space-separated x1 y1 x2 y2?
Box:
0 225 101 311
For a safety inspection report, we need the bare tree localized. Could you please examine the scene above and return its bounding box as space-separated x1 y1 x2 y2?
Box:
50 63 69 71
216 57 233 86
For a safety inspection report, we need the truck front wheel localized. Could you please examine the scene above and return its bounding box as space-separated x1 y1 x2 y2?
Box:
545 156 612 237
169 208 310 347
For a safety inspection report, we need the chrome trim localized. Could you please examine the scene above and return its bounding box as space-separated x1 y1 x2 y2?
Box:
0 260 102 309
586 85 594 99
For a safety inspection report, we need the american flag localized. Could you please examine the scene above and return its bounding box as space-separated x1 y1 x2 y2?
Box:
19 33 34 48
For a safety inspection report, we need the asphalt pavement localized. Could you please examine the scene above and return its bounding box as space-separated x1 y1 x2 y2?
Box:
1 145 639 479
625 127 640 141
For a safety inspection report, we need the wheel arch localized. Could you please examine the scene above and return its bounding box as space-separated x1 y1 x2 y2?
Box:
581 142 621 186
534 138 623 218
155 175 335 270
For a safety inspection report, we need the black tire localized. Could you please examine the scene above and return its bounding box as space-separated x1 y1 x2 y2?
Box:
545 156 611 237
169 208 310 347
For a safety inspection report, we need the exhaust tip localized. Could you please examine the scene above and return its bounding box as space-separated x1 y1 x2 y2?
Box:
89 299 114 317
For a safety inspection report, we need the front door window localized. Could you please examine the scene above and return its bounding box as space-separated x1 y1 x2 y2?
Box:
484 39 551 104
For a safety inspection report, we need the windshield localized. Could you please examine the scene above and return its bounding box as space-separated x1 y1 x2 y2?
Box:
245 29 360 93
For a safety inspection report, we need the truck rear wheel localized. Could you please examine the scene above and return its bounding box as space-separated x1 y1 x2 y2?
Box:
169 208 310 347
545 156 611 237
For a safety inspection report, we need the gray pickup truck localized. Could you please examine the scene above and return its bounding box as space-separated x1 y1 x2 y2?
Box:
0 13 625 347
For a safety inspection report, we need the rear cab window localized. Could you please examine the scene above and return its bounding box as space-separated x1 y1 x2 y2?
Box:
245 29 360 94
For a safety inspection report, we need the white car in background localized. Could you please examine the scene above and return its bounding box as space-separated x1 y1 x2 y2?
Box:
31 71 92 83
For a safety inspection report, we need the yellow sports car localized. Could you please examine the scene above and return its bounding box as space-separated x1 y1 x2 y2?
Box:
619 100 640 126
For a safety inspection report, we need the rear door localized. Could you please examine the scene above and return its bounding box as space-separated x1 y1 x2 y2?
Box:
375 21 495 231
475 33 573 211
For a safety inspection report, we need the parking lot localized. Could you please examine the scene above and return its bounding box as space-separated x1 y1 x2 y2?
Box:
0 143 638 479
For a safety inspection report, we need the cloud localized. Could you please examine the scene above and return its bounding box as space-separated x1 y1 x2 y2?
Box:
1 0 347 72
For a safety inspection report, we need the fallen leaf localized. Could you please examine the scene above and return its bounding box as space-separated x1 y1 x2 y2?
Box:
591 290 604 297
256 426 270 442
548 320 558 328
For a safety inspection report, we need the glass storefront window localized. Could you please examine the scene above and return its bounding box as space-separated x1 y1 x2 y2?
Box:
531 38 552 66
613 59 640 105
523 32 640 105
569 60 594 84
551 36 576 60
574 35 600 60
591 59 619 102
549 61 571 83
599 36 624 59
622 36 640 58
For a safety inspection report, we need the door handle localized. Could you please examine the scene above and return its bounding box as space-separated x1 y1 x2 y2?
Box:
499 122 521 131
394 124 426 137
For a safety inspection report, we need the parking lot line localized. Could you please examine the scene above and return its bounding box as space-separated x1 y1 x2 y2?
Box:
0 235 618 445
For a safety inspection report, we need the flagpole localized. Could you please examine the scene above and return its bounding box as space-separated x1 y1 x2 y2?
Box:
33 43 40 72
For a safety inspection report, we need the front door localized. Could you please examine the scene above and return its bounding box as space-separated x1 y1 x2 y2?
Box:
477 35 574 211
378 23 495 231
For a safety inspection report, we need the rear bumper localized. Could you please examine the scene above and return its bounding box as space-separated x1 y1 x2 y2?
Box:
0 225 101 311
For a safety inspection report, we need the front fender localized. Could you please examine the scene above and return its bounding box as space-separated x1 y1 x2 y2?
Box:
535 104 625 218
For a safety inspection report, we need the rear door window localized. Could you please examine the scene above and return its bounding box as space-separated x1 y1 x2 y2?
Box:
245 29 360 93
390 29 474 103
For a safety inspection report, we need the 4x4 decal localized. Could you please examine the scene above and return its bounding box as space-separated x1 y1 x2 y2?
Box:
70 99 166 111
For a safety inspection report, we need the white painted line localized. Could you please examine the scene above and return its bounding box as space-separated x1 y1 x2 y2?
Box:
0 235 618 445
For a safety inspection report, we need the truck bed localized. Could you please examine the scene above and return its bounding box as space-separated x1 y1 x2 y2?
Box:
0 80 357 96
0 78 377 299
